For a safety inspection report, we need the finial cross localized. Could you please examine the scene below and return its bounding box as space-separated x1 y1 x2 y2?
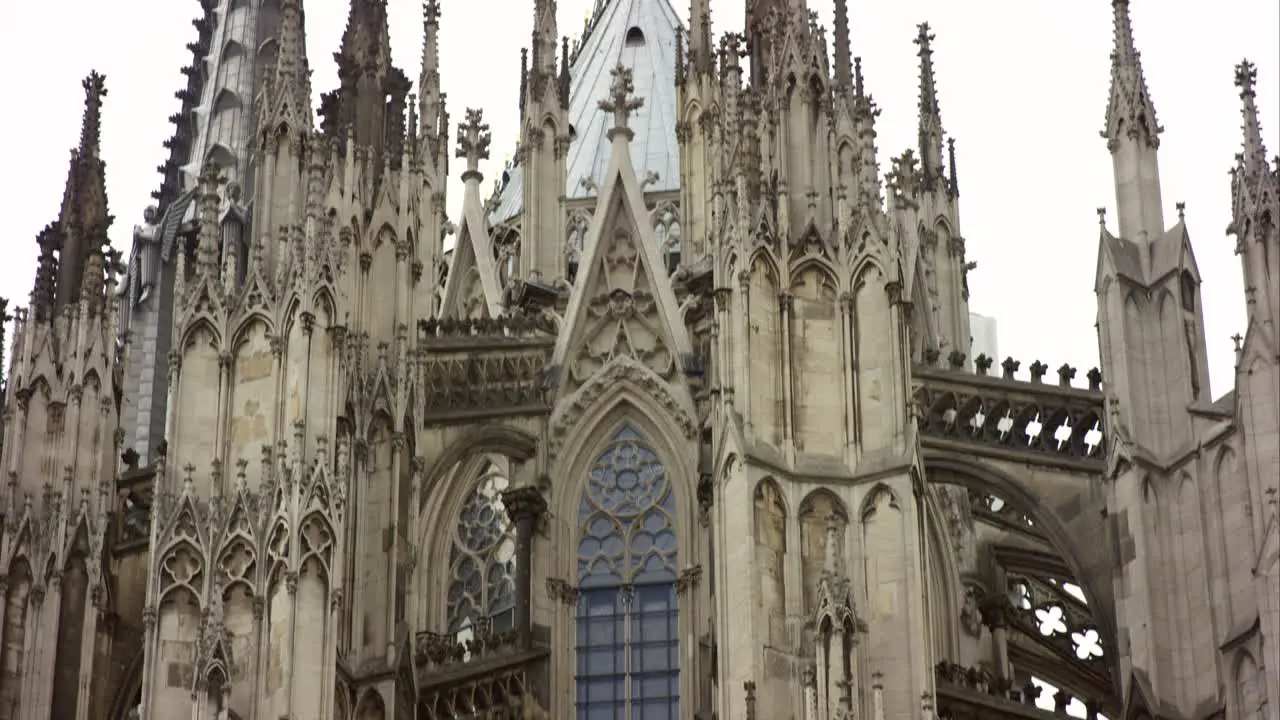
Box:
599 63 645 131
423 0 440 25
1235 60 1258 95
915 22 936 49
1231 333 1244 351
456 108 492 174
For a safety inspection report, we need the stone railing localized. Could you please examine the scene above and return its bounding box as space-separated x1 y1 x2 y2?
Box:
417 311 555 345
913 355 1107 471
413 314 556 423
414 617 521 672
413 616 549 719
934 662 1109 719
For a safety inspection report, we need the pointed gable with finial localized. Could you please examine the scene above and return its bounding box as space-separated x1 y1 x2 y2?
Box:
551 64 694 400
440 108 505 319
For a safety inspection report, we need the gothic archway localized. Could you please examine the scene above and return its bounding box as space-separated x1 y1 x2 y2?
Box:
416 424 538 514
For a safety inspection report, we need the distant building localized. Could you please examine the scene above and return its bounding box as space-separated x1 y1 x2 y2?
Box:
969 311 999 370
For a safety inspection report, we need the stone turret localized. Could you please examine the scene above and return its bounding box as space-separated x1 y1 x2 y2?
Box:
0 71 123 720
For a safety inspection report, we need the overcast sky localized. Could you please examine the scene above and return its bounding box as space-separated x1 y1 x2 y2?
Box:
1 0 1276 399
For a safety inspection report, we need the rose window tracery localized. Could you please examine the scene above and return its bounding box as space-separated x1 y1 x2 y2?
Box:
446 466 517 640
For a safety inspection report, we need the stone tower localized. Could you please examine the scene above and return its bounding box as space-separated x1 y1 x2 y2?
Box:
0 0 1275 718
1095 3 1279 717
0 71 124 720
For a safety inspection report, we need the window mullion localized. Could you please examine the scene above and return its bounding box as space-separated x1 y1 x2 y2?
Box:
622 583 634 720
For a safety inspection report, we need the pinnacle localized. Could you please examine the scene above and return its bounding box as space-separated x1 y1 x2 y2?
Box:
1234 59 1269 174
914 24 940 118
79 71 107 158
1235 59 1258 97
1103 0 1160 148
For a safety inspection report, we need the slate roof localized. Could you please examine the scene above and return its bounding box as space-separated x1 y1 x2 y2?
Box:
489 0 685 225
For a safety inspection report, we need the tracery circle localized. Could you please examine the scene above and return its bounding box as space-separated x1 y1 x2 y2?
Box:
577 426 677 586
446 470 516 633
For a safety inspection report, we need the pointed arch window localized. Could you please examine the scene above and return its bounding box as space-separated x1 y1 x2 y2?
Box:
446 463 517 645
576 426 679 720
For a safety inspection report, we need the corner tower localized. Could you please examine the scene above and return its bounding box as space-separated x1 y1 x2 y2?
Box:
0 72 123 720
1094 1 1218 713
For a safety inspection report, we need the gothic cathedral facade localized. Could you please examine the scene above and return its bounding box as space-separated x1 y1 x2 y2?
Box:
0 0 1276 718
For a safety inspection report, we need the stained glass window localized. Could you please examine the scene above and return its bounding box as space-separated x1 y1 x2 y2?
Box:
575 426 679 720
446 466 517 644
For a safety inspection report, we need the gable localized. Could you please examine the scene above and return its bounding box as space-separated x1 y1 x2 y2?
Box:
552 144 693 398
558 184 678 390
439 188 503 319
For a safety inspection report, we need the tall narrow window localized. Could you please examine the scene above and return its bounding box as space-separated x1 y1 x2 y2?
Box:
576 426 679 720
446 464 517 645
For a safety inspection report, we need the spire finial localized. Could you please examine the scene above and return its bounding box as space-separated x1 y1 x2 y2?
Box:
268 0 313 131
456 108 492 179
914 23 945 178
689 0 714 77
51 72 114 313
1235 60 1269 174
420 0 442 135
79 71 107 159
832 0 853 90
600 63 645 139
1103 0 1160 149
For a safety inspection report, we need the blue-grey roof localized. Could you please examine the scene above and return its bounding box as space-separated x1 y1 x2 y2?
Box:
489 0 684 225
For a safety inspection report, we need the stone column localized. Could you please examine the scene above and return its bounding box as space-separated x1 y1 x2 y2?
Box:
980 596 1012 685
501 485 547 649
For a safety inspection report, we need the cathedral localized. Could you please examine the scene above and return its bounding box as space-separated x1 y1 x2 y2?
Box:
0 0 1276 717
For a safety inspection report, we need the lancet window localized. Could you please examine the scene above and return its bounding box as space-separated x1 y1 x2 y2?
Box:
575 425 679 720
446 462 517 645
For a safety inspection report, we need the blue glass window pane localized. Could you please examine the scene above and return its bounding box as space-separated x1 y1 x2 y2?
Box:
574 426 680 717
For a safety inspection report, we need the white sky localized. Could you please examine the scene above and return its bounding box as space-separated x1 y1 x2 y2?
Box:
1 0 1276 398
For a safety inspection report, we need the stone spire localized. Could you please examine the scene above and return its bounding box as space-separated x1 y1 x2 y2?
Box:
530 0 559 93
1229 60 1280 340
265 0 312 132
419 0 444 138
319 0 408 170
1102 0 1160 149
1101 0 1164 243
516 0 569 284
688 0 715 78
914 23 945 181
832 0 853 91
53 71 114 313
1234 60 1271 177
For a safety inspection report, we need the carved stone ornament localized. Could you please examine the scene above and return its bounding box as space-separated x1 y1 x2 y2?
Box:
545 578 580 606
549 358 698 457
675 565 703 595
960 585 983 637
